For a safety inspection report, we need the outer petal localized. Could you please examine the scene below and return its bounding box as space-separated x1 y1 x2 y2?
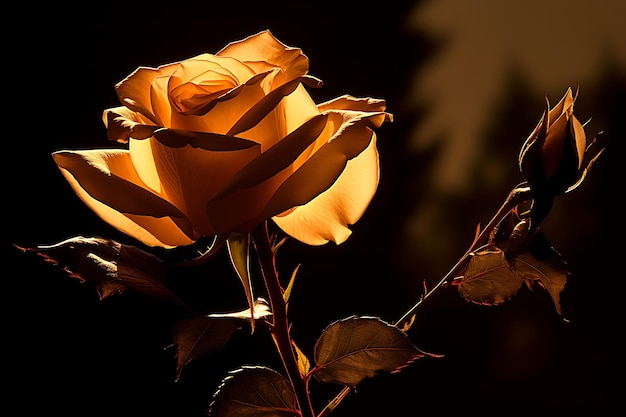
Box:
52 149 194 247
317 95 390 115
261 109 388 238
103 106 159 143
547 87 574 125
272 135 380 245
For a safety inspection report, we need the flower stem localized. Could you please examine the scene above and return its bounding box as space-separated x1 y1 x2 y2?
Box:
319 184 532 417
252 222 314 417
395 184 532 329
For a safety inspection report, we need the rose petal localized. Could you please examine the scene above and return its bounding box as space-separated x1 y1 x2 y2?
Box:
210 113 328 201
175 71 272 117
261 110 386 222
127 129 260 202
547 87 574 125
543 105 571 178
317 95 391 116
150 73 173 127
203 109 387 237
103 106 159 143
152 128 259 150
116 63 179 125
237 84 321 150
52 149 194 247
167 55 257 114
227 76 303 136
143 138 262 236
272 136 380 245
571 114 587 168
217 30 309 86
168 75 267 134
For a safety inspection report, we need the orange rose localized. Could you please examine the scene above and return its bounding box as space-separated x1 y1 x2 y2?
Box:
53 30 392 248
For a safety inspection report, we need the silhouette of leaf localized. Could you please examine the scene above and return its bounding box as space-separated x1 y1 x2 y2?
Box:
208 366 299 417
15 236 184 304
312 316 437 387
458 231 568 316
458 248 524 305
515 232 568 316
172 299 271 379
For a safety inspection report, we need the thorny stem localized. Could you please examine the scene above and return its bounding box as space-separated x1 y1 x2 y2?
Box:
395 184 532 329
252 222 315 417
319 184 532 417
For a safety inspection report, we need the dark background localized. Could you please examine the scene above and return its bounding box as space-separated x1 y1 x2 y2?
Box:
6 1 623 416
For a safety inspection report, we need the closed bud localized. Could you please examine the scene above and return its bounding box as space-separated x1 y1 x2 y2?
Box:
518 87 588 195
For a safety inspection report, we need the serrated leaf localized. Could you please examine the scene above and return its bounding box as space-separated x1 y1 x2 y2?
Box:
171 299 272 379
458 248 524 306
16 236 184 305
226 233 256 331
515 233 568 316
312 316 436 387
208 366 299 417
172 316 240 381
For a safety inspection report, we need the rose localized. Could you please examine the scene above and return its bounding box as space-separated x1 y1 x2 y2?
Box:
52 30 392 248
518 87 588 196
518 87 604 226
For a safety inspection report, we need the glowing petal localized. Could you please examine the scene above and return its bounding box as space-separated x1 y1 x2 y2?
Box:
167 55 256 114
272 136 380 245
116 63 179 125
52 149 194 247
547 87 574 125
103 106 158 143
227 76 303 136
146 139 262 236
262 111 385 224
317 95 390 115
210 113 328 201
217 30 309 86
204 114 329 234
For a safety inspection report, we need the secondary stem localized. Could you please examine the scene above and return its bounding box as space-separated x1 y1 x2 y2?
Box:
252 222 315 417
395 184 532 329
319 184 532 417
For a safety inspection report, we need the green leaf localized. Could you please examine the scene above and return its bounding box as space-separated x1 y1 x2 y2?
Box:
283 264 300 304
312 316 436 387
457 248 524 305
226 233 256 331
171 299 272 380
208 366 299 417
292 340 311 379
16 236 185 305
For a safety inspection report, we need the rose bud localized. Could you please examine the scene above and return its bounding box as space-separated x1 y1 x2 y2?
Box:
518 87 605 225
52 30 392 248
518 87 587 195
